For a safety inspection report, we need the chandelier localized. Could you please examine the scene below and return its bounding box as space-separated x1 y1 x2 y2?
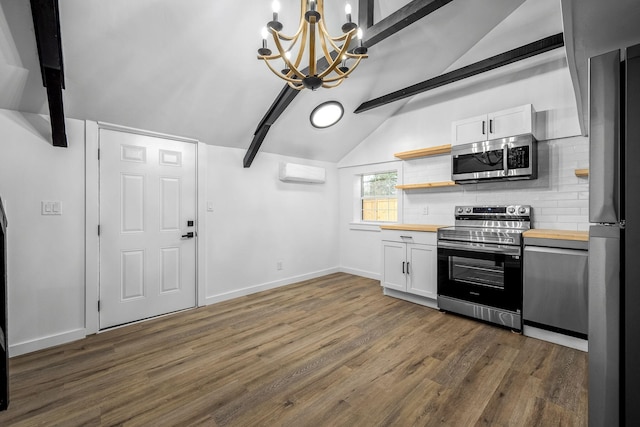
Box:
257 0 368 90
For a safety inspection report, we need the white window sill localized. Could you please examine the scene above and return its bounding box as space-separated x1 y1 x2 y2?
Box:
348 222 393 231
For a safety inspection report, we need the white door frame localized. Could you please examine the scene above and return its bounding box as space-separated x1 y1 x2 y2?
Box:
85 121 207 334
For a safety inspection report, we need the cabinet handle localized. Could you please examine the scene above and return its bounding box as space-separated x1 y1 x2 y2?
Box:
406 262 410 275
482 120 486 135
489 119 493 134
402 261 405 274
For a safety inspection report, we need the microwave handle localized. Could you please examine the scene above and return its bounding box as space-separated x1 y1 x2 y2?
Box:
503 146 508 175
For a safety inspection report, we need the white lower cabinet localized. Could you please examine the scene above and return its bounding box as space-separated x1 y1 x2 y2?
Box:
381 231 437 300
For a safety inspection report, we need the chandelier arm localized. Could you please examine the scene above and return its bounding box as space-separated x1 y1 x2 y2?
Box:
273 2 307 43
322 56 366 82
291 22 308 70
261 58 305 86
318 19 351 51
287 81 304 90
272 28 307 79
318 35 355 79
309 17 317 76
322 79 346 89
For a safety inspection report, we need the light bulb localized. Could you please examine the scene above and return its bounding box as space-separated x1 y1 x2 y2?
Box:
345 4 352 14
357 28 363 40
285 51 291 61
261 27 269 40
272 0 280 13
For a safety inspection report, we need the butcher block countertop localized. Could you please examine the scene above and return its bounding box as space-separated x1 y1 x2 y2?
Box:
379 224 450 232
523 229 589 242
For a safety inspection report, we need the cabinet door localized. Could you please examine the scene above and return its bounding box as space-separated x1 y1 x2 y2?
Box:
488 104 534 139
406 244 437 299
451 114 487 145
381 241 406 291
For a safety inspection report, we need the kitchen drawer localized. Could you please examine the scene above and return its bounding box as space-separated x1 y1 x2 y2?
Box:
380 229 437 245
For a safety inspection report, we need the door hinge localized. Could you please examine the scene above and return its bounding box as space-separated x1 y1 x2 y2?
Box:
98 225 101 236
98 148 100 160
98 300 101 312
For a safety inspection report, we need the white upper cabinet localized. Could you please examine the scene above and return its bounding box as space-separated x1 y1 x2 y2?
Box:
451 104 536 145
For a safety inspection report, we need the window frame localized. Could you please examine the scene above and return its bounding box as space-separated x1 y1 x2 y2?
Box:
360 171 399 223
349 163 403 230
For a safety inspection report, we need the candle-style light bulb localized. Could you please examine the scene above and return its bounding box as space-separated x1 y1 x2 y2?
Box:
345 3 352 22
258 27 272 56
272 0 280 22
309 0 316 12
357 28 363 40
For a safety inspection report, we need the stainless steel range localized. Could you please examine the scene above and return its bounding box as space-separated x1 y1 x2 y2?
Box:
437 205 531 331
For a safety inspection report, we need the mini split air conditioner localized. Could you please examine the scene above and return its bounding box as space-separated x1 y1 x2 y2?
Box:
278 162 326 183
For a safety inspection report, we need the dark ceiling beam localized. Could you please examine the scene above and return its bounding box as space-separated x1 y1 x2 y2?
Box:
30 0 67 147
365 0 453 47
244 0 452 167
355 33 565 114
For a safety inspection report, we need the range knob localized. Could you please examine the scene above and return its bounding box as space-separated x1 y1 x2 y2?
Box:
518 206 527 215
507 206 516 214
465 207 472 214
457 207 463 214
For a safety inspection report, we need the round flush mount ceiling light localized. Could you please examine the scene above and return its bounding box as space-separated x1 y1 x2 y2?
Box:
310 101 344 128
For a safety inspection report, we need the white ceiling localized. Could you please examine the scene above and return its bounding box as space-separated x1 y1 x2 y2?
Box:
1 0 637 165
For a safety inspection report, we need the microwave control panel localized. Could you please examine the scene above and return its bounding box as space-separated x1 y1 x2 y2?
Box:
507 146 530 169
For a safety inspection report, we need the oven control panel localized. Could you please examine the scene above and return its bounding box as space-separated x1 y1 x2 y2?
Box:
455 205 530 218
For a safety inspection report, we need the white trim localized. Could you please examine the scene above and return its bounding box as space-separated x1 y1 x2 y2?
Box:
10 328 86 357
96 121 199 144
339 267 380 281
204 268 340 305
85 120 99 335
85 121 203 332
196 141 207 307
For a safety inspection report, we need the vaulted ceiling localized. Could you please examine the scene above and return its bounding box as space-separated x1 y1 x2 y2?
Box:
1 0 639 165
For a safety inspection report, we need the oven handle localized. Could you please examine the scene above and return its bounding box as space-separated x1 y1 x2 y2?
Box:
438 240 521 256
503 145 509 175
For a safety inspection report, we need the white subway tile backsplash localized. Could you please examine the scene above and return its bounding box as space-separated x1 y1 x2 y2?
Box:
401 137 590 229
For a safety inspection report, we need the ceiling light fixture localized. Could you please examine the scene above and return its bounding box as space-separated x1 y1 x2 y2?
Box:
258 0 368 91
310 101 344 128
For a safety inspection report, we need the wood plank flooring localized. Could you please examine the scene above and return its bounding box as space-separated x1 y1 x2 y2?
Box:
0 273 588 426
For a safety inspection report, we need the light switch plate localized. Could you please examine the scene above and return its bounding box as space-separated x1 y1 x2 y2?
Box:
41 201 62 215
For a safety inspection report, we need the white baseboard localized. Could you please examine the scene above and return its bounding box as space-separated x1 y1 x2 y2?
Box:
204 267 341 305
10 328 87 357
339 267 380 281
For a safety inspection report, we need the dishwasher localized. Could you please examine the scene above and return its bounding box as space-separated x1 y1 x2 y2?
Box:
523 237 588 338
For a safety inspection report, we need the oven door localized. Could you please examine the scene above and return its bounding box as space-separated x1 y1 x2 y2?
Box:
437 241 522 313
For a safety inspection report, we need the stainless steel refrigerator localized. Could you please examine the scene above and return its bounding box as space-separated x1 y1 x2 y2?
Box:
588 43 640 426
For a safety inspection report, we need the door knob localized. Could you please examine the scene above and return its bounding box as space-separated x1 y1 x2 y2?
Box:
181 232 195 239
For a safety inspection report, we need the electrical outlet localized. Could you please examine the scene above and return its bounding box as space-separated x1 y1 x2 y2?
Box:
277 261 283 271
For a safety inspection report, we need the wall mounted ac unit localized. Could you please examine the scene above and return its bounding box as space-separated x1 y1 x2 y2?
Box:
279 162 326 183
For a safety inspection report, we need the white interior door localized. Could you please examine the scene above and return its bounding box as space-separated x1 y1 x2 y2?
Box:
99 129 197 329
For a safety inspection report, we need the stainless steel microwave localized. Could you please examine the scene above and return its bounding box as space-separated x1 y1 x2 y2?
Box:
451 134 537 184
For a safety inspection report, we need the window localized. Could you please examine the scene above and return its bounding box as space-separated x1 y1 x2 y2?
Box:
360 171 398 222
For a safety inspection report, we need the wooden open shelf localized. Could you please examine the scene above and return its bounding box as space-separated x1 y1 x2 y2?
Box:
394 144 452 160
396 181 457 190
575 168 589 177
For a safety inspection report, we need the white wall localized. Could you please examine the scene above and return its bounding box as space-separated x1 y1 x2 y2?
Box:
338 53 587 279
0 110 87 356
0 109 341 356
203 145 340 303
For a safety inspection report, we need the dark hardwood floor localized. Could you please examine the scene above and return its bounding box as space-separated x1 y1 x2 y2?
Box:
0 273 587 426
